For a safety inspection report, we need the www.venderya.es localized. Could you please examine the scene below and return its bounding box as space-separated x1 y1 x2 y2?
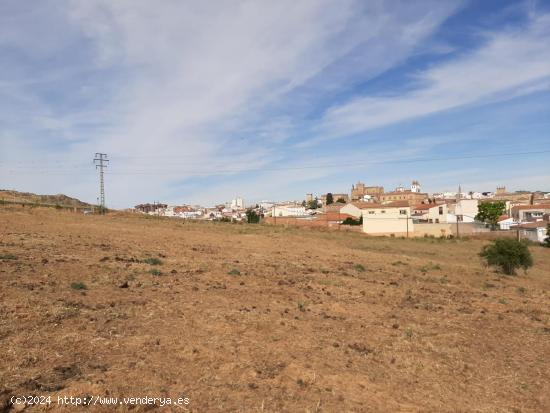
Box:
11 395 190 407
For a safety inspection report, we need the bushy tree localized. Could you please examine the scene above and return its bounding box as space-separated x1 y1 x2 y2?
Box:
326 193 333 205
476 201 506 229
336 197 346 203
246 209 260 224
342 216 363 226
307 199 319 210
544 223 550 248
479 239 533 275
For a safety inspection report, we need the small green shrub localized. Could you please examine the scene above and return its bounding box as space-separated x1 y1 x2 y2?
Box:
391 260 407 266
227 268 241 276
149 268 162 276
71 282 87 290
420 262 441 273
143 257 163 266
0 253 17 260
341 217 361 226
479 239 533 275
353 263 365 272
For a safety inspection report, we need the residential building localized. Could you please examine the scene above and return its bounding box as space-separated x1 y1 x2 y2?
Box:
134 203 167 214
340 201 372 219
511 204 550 222
497 215 515 230
447 199 478 223
258 201 274 210
361 201 412 236
174 205 203 219
412 203 447 223
323 203 345 213
517 221 548 243
271 204 308 217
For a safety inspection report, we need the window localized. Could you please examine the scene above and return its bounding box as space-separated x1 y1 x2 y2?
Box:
439 207 443 215
381 210 386 214
368 211 375 214
435 218 440 223
399 209 407 215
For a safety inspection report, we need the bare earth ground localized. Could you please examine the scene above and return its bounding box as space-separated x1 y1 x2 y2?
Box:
1 206 549 413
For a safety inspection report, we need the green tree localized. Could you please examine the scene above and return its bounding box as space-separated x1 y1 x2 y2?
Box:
544 223 550 248
336 197 346 203
479 239 533 275
326 193 334 205
246 209 260 224
475 201 506 229
307 199 318 210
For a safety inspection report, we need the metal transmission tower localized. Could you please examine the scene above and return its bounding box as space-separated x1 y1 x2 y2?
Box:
93 153 109 213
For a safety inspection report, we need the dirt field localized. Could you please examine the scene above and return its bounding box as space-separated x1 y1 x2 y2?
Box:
1 206 549 412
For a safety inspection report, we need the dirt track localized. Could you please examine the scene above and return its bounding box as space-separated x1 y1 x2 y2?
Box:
1 206 549 412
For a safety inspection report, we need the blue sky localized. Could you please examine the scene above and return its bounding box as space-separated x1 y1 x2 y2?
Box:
1 0 549 208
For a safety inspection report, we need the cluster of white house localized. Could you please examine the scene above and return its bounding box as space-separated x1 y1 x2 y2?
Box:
268 197 550 242
133 183 549 243
134 197 250 221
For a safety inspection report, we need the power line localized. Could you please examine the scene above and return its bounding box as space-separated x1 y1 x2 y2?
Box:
93 153 109 213
2 149 550 176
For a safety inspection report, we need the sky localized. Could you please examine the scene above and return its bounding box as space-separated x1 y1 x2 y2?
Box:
1 0 549 208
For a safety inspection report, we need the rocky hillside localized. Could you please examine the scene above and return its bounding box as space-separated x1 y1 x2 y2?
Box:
0 189 91 207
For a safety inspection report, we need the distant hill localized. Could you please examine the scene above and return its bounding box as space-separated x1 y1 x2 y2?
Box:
0 189 91 208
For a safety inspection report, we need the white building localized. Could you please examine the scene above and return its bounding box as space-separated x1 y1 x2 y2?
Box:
340 202 370 219
511 204 550 222
231 197 245 210
179 210 202 219
361 202 412 236
259 201 274 210
412 203 448 223
497 216 515 230
447 199 478 223
271 204 307 217
517 221 548 243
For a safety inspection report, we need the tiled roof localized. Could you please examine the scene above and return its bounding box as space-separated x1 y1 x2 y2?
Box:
348 201 376 209
413 203 440 211
512 204 550 211
359 201 410 209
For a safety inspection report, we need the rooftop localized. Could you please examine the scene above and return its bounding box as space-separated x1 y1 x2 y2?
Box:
512 204 550 211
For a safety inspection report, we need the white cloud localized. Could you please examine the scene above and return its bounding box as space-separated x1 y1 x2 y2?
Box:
1 0 460 207
318 13 550 138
